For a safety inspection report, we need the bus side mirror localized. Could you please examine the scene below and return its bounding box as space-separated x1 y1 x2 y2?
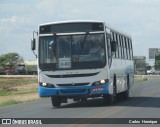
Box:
31 39 36 50
111 41 116 52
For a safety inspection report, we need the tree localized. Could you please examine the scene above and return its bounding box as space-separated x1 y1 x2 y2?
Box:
0 53 24 67
135 60 147 69
155 60 160 70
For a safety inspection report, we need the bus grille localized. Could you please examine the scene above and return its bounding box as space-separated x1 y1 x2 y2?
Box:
57 83 90 87
60 89 86 94
46 72 99 78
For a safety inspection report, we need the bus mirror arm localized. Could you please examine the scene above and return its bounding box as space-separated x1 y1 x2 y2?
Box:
31 39 37 58
108 41 117 68
32 50 37 58
31 31 38 58
31 39 36 50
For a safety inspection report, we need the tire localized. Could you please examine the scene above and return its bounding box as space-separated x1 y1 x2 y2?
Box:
123 74 130 100
113 75 117 98
116 92 123 101
122 90 129 100
73 97 80 102
81 98 87 102
103 94 114 105
51 97 61 108
103 75 116 105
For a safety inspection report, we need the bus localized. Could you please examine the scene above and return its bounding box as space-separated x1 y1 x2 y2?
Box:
31 20 134 107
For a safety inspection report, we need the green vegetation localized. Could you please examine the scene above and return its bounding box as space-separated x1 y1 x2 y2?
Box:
0 88 37 96
0 53 23 66
135 60 147 69
134 76 148 83
0 77 37 87
0 100 23 107
25 65 37 72
0 91 11 96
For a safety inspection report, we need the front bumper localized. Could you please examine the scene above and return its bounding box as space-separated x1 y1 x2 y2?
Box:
38 82 109 97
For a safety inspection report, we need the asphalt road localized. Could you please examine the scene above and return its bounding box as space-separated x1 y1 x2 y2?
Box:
1 77 160 127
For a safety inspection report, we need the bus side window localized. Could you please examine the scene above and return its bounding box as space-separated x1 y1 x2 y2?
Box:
119 35 123 59
127 38 131 60
121 36 125 59
106 33 112 66
107 38 112 58
123 37 127 59
115 33 119 58
114 33 119 58
116 34 120 59
129 39 133 60
111 32 115 58
125 37 129 59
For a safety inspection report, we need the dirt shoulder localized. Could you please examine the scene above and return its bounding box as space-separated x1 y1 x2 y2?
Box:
0 92 39 104
0 83 39 104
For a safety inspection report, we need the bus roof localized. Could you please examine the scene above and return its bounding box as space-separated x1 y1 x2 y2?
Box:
39 20 105 26
104 23 131 38
39 20 131 38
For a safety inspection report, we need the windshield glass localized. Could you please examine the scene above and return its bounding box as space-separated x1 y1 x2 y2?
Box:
39 33 106 70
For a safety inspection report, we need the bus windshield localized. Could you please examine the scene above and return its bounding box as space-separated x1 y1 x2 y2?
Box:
39 33 106 70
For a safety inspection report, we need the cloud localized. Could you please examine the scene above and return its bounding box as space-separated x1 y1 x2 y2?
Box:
0 0 160 61
36 0 57 10
0 16 30 25
129 0 159 4
0 16 17 24
0 15 33 36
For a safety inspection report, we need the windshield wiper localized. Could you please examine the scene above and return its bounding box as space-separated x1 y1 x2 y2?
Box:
52 33 58 62
80 32 89 53
77 32 89 61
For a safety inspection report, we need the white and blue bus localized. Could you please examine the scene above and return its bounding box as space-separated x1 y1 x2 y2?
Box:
31 20 134 107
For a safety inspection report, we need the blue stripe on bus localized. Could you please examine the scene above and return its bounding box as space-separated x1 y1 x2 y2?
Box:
38 82 109 97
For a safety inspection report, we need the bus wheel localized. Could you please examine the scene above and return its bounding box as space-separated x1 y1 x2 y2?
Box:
103 74 117 105
81 98 87 102
123 90 129 100
116 92 123 101
73 97 80 102
113 75 117 100
103 94 114 105
51 97 61 108
123 74 130 100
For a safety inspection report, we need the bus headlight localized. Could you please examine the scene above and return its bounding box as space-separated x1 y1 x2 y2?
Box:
100 80 105 84
92 79 109 86
42 83 47 86
39 82 55 88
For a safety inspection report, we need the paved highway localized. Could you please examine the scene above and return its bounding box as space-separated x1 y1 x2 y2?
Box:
0 77 160 127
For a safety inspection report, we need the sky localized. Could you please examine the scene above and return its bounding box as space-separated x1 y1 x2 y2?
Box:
0 0 160 64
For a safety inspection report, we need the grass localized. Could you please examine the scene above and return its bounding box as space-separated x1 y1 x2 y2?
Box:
134 77 149 83
0 91 11 96
0 77 38 87
0 77 39 107
0 88 38 96
0 100 22 107
14 89 37 95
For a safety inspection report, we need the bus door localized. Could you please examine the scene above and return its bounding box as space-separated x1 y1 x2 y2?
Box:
57 36 72 69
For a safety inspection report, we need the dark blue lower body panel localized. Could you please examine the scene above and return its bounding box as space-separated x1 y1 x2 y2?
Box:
38 83 109 97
